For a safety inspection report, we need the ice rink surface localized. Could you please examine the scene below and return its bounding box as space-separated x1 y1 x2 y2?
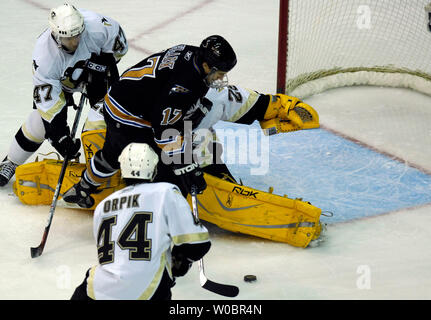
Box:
1 0 431 300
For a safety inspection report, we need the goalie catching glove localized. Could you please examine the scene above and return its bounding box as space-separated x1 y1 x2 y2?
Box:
259 94 319 136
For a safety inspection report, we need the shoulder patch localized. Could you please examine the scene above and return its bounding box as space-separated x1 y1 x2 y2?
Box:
169 84 190 94
101 17 112 26
184 51 193 61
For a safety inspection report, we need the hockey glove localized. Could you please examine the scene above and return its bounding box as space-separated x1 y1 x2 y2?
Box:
85 53 120 107
259 94 319 135
49 134 81 159
172 162 207 195
183 97 213 130
171 251 193 277
42 109 80 159
60 52 118 96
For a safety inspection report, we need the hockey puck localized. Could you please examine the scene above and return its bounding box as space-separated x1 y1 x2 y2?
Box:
244 275 257 282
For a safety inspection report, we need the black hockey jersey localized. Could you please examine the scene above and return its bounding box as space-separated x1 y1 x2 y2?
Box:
104 44 209 157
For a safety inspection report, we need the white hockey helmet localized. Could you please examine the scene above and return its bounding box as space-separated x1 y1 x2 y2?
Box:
118 143 159 182
48 4 85 40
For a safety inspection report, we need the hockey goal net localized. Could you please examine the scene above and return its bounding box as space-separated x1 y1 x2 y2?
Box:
277 0 431 98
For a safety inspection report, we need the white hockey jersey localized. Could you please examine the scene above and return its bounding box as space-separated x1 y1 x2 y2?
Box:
86 182 209 300
198 85 261 129
32 9 128 123
193 85 262 166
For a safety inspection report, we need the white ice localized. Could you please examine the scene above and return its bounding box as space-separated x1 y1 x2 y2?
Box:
0 0 430 300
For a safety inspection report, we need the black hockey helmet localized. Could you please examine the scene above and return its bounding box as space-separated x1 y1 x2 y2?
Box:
198 35 237 72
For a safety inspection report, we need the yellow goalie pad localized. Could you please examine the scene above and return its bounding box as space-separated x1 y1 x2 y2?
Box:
13 159 125 210
187 174 322 248
81 128 108 164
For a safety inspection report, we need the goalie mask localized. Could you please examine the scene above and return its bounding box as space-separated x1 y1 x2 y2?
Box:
198 35 237 89
49 3 85 52
118 143 159 182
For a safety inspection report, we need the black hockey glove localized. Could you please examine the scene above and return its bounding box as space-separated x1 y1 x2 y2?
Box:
49 134 81 159
172 162 207 195
61 53 119 103
183 97 213 130
85 52 120 106
171 251 193 278
42 109 80 159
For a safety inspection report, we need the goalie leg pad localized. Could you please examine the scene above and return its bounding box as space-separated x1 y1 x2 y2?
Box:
13 160 87 206
187 173 323 248
13 158 125 210
81 128 107 165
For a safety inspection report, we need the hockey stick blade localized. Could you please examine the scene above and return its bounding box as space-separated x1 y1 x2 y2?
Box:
191 188 239 297
30 245 43 258
200 269 239 297
31 226 49 258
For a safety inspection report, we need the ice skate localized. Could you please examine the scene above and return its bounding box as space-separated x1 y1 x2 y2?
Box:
0 157 18 187
62 178 97 208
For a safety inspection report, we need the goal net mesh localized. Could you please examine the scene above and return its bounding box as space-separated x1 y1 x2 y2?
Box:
281 0 431 98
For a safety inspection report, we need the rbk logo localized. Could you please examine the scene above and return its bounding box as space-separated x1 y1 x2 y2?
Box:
85 143 94 160
232 186 259 198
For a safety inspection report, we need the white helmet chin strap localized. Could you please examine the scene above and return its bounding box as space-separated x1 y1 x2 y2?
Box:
51 33 77 54
52 33 62 48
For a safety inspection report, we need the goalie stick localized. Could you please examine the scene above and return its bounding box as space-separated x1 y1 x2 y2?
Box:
30 89 87 258
190 186 239 298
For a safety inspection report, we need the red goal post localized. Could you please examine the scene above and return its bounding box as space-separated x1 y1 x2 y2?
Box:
277 0 431 98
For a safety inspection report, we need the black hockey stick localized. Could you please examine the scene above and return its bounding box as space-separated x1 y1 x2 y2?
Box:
190 186 239 298
31 90 87 258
